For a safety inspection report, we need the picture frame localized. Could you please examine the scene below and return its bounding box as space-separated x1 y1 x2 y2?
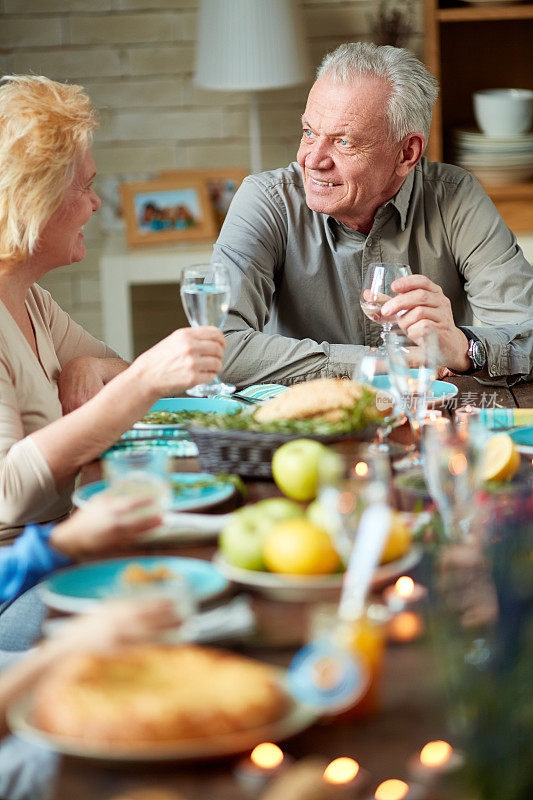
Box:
120 176 217 248
158 168 248 232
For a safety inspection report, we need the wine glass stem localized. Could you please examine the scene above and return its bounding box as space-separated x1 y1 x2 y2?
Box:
380 324 393 346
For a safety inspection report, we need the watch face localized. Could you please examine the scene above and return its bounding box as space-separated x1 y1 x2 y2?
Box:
471 341 486 368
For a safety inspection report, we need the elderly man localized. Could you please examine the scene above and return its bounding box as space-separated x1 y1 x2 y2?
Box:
214 42 533 388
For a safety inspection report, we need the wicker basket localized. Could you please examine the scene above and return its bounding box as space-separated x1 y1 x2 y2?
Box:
188 425 377 479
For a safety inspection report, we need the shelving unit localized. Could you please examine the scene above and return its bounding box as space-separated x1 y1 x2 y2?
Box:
424 0 533 231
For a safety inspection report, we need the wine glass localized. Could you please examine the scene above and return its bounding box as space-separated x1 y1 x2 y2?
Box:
386 331 439 468
352 350 406 457
360 263 412 348
179 262 235 397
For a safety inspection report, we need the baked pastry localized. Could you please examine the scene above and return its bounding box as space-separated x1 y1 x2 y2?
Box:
121 563 173 585
33 644 287 745
254 378 381 424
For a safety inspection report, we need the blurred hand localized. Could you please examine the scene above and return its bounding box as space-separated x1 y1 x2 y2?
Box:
50 598 182 653
58 356 107 414
49 492 162 559
132 327 225 396
405 346 454 377
381 274 470 371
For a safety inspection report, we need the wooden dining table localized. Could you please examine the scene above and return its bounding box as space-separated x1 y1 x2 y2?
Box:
49 375 533 800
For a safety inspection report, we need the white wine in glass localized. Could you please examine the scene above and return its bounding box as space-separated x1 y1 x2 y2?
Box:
360 263 412 347
180 262 235 397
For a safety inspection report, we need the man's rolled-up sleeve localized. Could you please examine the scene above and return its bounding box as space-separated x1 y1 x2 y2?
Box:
447 174 533 385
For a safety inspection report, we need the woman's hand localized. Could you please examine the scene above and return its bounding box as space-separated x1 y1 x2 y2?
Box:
131 326 226 397
49 492 162 559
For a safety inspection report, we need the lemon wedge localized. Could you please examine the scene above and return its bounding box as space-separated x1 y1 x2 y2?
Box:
480 433 520 483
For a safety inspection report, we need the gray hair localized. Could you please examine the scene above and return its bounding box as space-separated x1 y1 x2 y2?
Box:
317 42 438 143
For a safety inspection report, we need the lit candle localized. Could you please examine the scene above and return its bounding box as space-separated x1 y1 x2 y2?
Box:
323 757 371 797
424 409 443 423
454 405 481 426
407 740 465 785
383 576 428 613
234 742 291 794
369 778 427 800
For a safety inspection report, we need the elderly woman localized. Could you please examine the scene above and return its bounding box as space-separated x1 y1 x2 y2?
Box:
0 74 225 543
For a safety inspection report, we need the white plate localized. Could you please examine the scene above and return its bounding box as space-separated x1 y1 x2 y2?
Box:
8 675 318 762
213 547 423 602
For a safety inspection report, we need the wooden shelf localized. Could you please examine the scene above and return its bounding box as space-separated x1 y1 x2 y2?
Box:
438 3 533 21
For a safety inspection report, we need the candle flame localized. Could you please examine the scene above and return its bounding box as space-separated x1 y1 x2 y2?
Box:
449 453 467 476
375 779 409 800
420 740 452 767
354 461 369 478
395 576 415 598
465 405 473 413
250 743 284 769
323 757 360 784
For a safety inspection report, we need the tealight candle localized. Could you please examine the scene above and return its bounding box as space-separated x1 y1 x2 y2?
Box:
234 743 291 794
369 778 427 800
407 740 465 785
454 405 481 427
323 757 371 797
383 577 428 613
424 410 442 423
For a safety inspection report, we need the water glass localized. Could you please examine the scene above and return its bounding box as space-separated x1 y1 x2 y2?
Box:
352 349 406 456
103 449 171 517
359 262 412 347
180 261 235 397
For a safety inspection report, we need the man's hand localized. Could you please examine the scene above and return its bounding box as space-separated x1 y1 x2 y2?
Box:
381 274 471 372
58 356 129 414
49 493 162 559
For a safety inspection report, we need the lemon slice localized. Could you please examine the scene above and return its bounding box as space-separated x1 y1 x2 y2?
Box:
480 433 520 482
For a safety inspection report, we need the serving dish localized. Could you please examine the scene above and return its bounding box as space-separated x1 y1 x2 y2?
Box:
212 547 422 602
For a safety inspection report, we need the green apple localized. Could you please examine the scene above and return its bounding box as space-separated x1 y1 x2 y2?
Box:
271 439 331 502
253 497 304 524
219 507 272 571
306 498 336 535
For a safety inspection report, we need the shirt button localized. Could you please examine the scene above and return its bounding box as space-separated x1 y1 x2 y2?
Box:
367 238 373 246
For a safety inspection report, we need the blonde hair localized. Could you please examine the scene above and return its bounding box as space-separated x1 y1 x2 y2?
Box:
0 75 98 262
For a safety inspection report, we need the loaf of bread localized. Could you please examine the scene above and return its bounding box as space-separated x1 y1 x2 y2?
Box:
254 378 381 424
33 644 287 745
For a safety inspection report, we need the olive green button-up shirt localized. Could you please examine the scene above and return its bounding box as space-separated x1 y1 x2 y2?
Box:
215 159 533 388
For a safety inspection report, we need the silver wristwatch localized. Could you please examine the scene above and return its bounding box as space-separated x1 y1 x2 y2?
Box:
465 337 487 373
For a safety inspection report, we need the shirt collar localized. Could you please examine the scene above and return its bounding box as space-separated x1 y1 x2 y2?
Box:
327 167 416 235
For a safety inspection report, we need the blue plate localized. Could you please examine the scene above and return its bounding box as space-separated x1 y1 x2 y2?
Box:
134 397 242 429
39 556 229 613
368 372 458 406
509 425 533 453
72 472 235 513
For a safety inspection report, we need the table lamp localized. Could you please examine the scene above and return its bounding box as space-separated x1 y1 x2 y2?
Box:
195 0 310 174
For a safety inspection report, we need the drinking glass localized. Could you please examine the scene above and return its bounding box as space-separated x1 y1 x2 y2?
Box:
317 444 391 563
352 349 406 456
360 262 412 348
103 449 171 517
179 262 235 397
387 331 439 468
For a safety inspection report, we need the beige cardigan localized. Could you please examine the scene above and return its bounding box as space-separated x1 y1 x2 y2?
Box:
0 284 117 543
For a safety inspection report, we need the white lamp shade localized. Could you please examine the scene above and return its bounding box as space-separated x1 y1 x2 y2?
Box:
195 0 310 91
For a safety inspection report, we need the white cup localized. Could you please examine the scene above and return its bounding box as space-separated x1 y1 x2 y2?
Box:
473 88 533 137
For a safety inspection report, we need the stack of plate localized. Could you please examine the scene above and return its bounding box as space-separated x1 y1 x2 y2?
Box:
453 128 533 185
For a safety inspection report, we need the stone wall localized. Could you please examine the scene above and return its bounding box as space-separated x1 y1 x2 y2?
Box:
0 0 422 353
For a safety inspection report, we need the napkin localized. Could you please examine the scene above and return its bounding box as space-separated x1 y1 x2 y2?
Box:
479 408 533 429
213 383 287 403
104 439 198 458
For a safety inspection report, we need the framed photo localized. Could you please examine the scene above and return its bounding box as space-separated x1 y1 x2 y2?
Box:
120 177 217 248
159 168 248 232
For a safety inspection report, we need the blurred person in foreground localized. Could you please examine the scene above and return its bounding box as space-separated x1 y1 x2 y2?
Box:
215 42 533 388
0 598 181 800
0 74 225 544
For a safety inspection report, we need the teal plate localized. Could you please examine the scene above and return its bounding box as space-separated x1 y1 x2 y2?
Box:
134 397 243 430
369 372 458 406
39 556 229 613
72 472 235 513
509 424 533 454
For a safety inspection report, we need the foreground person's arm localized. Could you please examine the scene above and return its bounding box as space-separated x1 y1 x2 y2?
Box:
58 355 130 414
31 326 225 489
0 599 181 739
